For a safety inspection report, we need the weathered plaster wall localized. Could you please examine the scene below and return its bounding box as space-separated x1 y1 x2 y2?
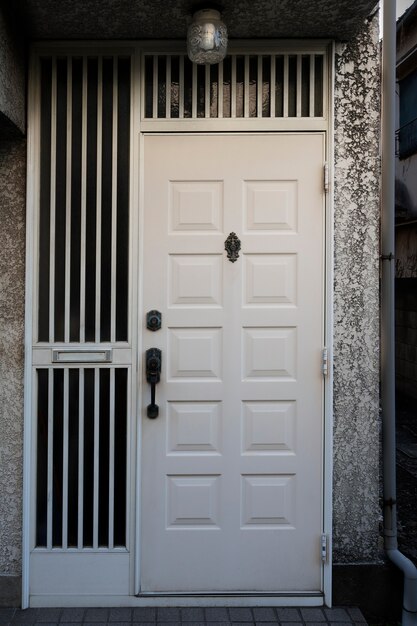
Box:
333 11 381 562
0 6 25 136
0 139 26 578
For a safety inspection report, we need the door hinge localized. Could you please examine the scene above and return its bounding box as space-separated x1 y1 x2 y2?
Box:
322 347 329 376
321 533 329 563
323 163 329 193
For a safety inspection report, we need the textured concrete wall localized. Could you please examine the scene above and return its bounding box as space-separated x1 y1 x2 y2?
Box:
0 6 25 136
333 12 381 563
0 139 26 577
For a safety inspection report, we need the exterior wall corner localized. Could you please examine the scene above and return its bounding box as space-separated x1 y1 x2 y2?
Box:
333 10 382 563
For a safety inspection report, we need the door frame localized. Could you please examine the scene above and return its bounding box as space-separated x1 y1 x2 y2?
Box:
23 41 334 608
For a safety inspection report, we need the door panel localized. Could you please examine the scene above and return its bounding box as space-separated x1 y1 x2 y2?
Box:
141 133 324 593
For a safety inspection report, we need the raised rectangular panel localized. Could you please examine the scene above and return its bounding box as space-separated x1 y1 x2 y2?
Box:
244 181 297 232
170 181 223 232
168 328 222 380
166 476 220 528
169 255 223 307
241 475 295 527
244 254 297 306
242 401 296 454
167 402 221 454
242 328 296 379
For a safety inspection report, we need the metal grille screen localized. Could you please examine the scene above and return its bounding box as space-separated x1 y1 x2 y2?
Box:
144 53 324 120
36 367 128 550
38 56 131 344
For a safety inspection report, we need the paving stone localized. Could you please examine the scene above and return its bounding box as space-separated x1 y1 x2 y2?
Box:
324 609 350 622
206 622 231 626
276 609 301 622
255 622 280 626
329 623 353 626
133 608 156 622
180 608 205 622
106 622 131 626
230 623 254 626
0 609 16 623
154 622 181 626
84 623 108 626
299 608 326 622
109 610 132 622
252 608 276 622
205 608 230 622
35 610 62 623
84 609 109 623
280 623 303 626
60 609 85 623
132 623 155 626
12 610 39 623
58 623 82 626
229 608 253 622
156 609 180 622
346 608 366 623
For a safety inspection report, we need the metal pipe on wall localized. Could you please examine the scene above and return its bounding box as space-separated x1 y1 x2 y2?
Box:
381 0 417 623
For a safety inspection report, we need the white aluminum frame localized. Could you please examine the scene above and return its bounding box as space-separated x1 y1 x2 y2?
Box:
23 40 334 608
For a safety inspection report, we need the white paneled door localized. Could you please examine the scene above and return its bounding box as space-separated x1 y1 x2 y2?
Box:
141 133 325 593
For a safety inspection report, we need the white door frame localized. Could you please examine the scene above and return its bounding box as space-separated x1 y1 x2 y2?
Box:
23 41 334 608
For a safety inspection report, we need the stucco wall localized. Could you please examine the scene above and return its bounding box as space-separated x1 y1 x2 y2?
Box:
0 139 26 578
333 11 381 563
0 6 25 135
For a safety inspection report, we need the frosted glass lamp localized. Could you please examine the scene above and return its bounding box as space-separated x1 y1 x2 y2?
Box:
187 8 228 65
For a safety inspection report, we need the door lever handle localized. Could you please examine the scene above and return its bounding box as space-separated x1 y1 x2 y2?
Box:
145 348 161 418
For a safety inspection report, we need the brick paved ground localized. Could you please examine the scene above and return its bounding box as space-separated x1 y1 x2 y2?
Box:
0 606 367 626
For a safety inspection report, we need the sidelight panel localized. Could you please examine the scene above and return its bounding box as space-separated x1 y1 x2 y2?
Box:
36 55 131 345
34 367 129 551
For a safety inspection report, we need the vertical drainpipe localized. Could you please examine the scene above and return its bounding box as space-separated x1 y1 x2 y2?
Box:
381 0 417 623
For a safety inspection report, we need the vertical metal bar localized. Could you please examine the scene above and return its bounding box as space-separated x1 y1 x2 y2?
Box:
110 58 118 344
205 64 210 118
192 63 197 118
79 57 88 342
62 368 69 549
93 368 100 550
125 367 131 549
108 368 115 549
283 55 289 118
296 55 302 117
95 58 103 343
231 55 236 118
152 56 158 119
166 55 171 119
244 55 249 118
218 61 223 118
64 58 72 343
257 55 263 118
309 54 315 117
270 55 276 118
47 368 54 550
49 58 57 343
179 55 184 118
77 368 84 549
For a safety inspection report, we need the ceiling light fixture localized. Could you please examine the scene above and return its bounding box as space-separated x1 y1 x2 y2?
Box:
187 7 228 65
